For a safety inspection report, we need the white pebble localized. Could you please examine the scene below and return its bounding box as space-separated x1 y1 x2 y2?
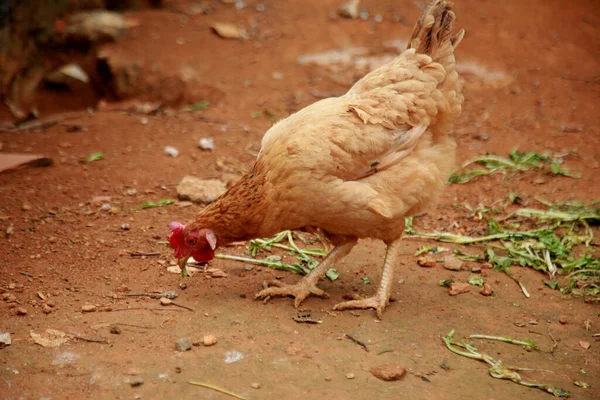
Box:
164 146 179 157
198 138 215 151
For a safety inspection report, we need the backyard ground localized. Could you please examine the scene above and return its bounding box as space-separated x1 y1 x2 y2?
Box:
0 0 599 399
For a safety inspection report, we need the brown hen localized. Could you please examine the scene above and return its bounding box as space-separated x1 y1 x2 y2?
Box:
169 0 465 318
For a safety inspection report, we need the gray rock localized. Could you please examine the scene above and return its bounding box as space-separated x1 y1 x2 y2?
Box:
0 332 11 348
175 338 192 352
177 176 226 204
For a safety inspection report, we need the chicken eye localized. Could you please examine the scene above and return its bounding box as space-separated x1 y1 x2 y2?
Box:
187 237 197 246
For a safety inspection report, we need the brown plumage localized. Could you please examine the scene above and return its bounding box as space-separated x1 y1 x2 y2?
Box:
170 0 465 318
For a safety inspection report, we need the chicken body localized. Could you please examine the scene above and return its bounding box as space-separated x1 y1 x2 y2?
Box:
176 0 464 318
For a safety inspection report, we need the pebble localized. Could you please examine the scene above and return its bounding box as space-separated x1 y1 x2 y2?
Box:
100 203 111 211
175 338 192 352
164 146 179 157
160 298 172 306
203 334 217 346
250 382 261 389
110 325 122 334
175 366 182 374
176 176 227 204
3 293 17 303
129 377 144 387
81 304 96 312
559 316 567 324
22 203 32 211
16 307 28 316
121 223 130 231
370 363 407 381
443 256 464 271
471 266 481 273
198 137 215 151
417 256 436 268
346 372 355 379
42 304 53 314
0 332 12 348
179 282 188 290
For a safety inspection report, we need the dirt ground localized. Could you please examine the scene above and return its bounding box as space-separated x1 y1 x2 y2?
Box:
1 0 599 399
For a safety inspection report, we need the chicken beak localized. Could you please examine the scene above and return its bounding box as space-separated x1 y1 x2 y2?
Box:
178 256 190 277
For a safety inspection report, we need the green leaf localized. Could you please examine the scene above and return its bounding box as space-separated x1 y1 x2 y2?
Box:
137 198 175 210
440 279 454 287
184 100 209 112
543 280 559 290
325 269 339 281
86 152 104 162
414 245 433 256
467 275 484 287
362 276 370 284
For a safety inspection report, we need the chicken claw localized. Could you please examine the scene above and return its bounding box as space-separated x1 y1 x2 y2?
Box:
333 296 389 319
254 240 356 308
255 280 329 309
334 237 402 319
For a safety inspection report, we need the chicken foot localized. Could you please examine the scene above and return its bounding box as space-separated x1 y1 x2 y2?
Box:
255 239 357 308
333 237 402 319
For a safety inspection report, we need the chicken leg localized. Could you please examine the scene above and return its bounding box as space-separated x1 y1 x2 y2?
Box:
333 237 402 319
255 238 357 308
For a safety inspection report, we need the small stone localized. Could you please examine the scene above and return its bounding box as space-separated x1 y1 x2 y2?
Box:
0 332 12 348
81 304 96 312
121 223 130 231
203 334 217 346
8 283 16 290
22 203 32 211
46 299 56 307
192 339 202 347
175 338 192 352
244 265 254 271
198 137 215 151
448 282 470 296
371 363 406 381
250 382 261 389
176 176 227 204
179 282 188 290
346 372 355 379
417 256 436 268
164 146 179 157
324 377 332 382
558 316 567 324
479 282 493 296
16 307 28 315
129 377 144 387
42 304 53 314
443 256 464 271
110 325 122 334
117 285 130 293
48 236 58 243
471 266 481 273
160 297 172 306
175 366 182 373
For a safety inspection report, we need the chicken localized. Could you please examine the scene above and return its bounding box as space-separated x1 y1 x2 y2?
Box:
168 0 464 318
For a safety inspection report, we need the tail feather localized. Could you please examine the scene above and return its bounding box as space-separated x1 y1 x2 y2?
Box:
408 0 464 64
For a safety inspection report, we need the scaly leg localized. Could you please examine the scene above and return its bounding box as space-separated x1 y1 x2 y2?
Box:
333 237 402 319
255 238 357 308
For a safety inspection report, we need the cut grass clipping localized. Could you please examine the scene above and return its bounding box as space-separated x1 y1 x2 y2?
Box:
449 149 579 184
443 330 569 398
214 231 336 279
406 200 599 301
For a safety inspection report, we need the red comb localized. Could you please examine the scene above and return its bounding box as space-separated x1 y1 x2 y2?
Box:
168 222 186 256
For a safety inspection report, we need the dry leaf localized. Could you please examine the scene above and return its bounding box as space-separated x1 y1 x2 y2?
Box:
30 329 71 348
205 267 228 278
449 282 470 296
579 340 591 350
166 265 201 276
211 23 248 40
